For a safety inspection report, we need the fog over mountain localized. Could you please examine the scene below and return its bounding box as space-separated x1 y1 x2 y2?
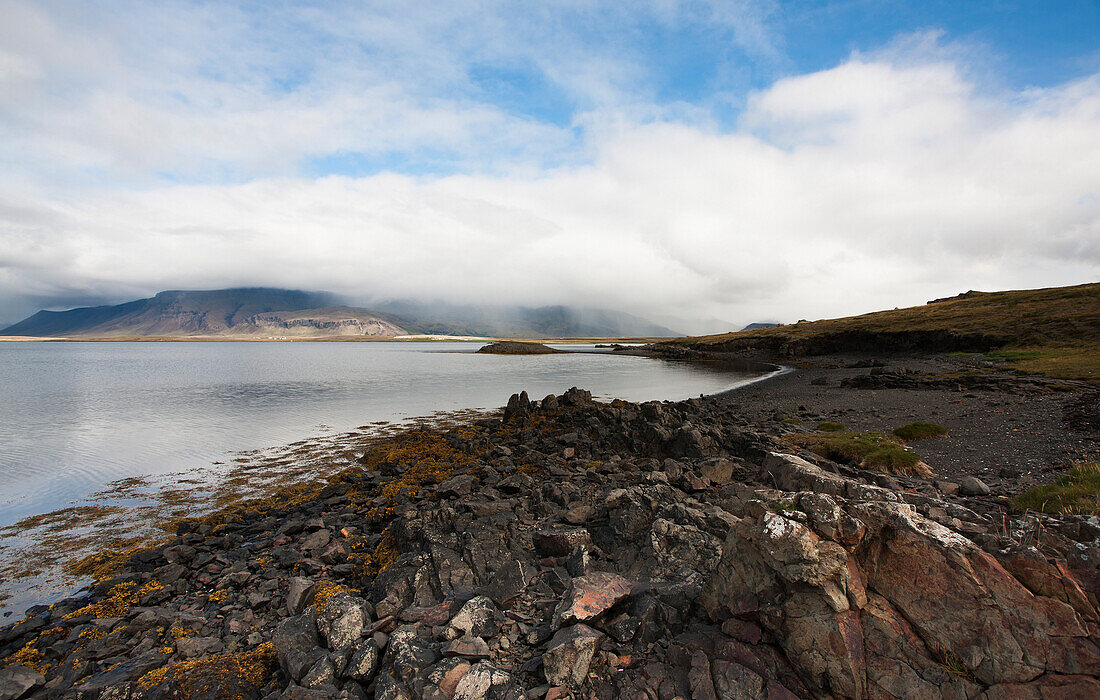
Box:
1 288 680 339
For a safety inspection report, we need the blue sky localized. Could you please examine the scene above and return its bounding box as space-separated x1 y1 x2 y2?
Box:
0 0 1098 330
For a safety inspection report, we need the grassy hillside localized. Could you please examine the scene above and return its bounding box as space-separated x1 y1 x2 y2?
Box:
661 283 1099 381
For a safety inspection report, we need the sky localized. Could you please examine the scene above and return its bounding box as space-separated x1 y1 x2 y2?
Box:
1 1 1098 332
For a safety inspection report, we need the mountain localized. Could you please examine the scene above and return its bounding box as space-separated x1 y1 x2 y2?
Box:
1 289 680 339
740 322 781 331
0 289 407 338
367 300 680 338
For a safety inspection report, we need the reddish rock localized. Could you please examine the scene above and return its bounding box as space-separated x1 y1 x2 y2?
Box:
982 673 1100 699
688 650 718 700
400 599 459 626
438 660 471 697
554 571 633 627
998 548 1098 624
702 462 1100 696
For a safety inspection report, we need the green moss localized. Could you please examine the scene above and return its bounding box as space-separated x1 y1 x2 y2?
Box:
786 431 931 477
816 422 845 432
781 418 802 425
1012 464 1100 515
893 422 948 441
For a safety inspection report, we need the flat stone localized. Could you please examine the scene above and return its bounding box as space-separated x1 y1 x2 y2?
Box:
699 458 734 484
287 577 317 615
300 529 331 552
443 636 491 659
452 662 521 700
343 639 381 682
542 624 603 689
438 660 471 697
533 528 591 557
447 596 501 639
274 611 322 681
176 635 222 658
316 592 365 650
0 665 44 700
554 572 633 627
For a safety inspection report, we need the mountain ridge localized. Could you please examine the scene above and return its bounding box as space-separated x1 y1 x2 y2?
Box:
1 288 680 339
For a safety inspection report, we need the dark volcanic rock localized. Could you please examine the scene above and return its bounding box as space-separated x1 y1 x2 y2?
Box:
2 384 1097 700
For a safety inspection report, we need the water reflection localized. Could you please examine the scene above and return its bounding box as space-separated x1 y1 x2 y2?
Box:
0 341 766 525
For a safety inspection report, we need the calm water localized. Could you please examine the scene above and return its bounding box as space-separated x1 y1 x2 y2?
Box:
0 341 766 525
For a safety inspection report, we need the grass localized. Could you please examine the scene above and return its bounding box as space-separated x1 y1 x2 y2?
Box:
662 283 1099 382
1012 464 1100 516
893 422 948 441
785 431 932 477
816 421 845 432
1003 346 1100 382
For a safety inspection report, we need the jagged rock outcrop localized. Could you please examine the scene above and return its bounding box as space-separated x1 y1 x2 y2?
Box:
702 453 1100 698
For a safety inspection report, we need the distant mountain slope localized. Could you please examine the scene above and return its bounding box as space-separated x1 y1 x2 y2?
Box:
0 289 406 337
372 300 680 338
741 322 780 331
1 289 680 338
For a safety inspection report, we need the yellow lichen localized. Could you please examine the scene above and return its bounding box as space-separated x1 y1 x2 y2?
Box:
63 537 157 581
5 644 50 674
170 625 196 639
137 641 277 697
208 589 228 604
64 580 162 620
351 526 401 576
311 582 357 613
363 429 479 500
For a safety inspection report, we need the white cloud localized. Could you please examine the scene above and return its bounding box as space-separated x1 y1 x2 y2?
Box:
0 0 779 182
0 3 1096 331
3 53 1099 330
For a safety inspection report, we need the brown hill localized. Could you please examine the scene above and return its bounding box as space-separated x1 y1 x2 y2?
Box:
658 282 1099 381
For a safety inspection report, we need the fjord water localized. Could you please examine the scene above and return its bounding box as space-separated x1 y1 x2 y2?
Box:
0 341 764 525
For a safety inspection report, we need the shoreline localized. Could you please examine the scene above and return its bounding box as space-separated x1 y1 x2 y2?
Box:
0 351 1097 698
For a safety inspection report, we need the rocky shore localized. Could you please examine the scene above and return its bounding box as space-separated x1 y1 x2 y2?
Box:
476 342 564 355
1 365 1098 699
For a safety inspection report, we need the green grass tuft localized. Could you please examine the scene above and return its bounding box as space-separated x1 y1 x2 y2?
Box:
1012 464 1100 515
786 431 931 477
893 422 948 441
816 421 845 432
